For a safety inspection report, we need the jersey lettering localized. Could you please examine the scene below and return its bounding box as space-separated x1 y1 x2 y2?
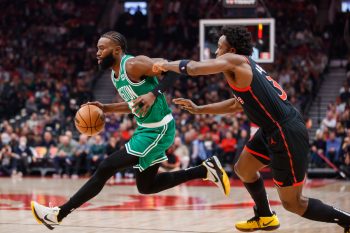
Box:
118 85 138 102
255 64 266 75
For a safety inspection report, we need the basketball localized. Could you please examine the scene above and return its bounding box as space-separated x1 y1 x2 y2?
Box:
74 104 105 136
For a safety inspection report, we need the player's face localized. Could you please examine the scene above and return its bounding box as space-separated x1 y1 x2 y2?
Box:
215 35 233 57
96 38 120 70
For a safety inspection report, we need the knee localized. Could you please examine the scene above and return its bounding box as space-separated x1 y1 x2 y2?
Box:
234 163 257 182
233 163 243 177
281 199 307 215
136 184 153 195
281 200 296 213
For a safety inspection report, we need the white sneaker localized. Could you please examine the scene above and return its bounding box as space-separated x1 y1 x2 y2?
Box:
31 201 61 230
202 156 231 196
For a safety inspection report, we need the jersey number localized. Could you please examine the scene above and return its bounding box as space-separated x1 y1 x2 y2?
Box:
255 64 288 101
266 76 287 101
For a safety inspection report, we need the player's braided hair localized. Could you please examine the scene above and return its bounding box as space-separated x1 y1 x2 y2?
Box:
221 26 253 56
101 31 127 52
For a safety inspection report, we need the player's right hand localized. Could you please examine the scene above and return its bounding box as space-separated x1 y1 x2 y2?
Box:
82 101 105 112
173 98 201 114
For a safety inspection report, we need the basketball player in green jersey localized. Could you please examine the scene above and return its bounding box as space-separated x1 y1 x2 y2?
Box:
30 31 230 230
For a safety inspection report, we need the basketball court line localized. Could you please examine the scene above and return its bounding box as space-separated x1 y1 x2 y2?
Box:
0 222 218 233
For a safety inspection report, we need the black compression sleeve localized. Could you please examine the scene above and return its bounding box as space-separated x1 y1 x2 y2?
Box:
151 71 179 97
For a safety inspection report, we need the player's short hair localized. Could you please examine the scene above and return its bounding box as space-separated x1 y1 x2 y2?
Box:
221 26 252 56
101 31 127 52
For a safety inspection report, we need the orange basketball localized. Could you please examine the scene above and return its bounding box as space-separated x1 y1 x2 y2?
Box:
74 104 105 136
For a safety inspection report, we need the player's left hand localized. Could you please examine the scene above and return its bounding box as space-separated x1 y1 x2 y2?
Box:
132 92 156 117
173 98 201 114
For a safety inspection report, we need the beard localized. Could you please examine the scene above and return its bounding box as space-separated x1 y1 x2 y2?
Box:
99 52 115 70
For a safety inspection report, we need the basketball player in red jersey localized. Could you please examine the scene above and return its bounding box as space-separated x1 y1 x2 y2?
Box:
149 26 350 232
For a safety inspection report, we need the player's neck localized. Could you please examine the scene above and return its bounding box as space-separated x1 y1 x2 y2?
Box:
111 56 123 74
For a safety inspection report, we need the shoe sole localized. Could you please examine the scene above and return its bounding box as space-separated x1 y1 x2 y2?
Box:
212 156 231 196
30 201 55 230
235 224 280 232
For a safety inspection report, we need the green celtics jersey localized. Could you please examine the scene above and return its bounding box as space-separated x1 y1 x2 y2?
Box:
111 54 172 124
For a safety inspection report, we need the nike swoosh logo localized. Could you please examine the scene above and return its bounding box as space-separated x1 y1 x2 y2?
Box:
209 170 219 182
44 214 56 224
262 220 274 227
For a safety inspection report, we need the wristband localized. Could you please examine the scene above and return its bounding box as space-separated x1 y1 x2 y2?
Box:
151 87 163 97
179 60 190 75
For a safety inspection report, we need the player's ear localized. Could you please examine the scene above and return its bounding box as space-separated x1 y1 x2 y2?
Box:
229 47 236 54
114 46 122 55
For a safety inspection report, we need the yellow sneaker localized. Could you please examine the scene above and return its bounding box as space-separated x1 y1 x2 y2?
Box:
202 156 230 196
235 207 280 232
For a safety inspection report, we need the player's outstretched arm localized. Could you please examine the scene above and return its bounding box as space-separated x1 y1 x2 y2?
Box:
173 98 242 114
154 53 243 76
126 55 165 79
82 101 131 114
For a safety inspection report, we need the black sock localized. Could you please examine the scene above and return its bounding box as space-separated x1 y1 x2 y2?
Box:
154 165 207 190
136 164 207 194
185 165 207 179
302 198 350 226
244 176 273 216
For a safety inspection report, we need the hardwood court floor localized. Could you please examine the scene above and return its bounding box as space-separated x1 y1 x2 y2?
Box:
0 177 349 233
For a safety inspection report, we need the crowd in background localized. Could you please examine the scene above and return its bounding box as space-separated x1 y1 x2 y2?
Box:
0 0 343 179
309 58 350 175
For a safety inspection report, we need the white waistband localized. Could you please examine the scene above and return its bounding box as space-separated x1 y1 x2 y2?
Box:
137 114 173 128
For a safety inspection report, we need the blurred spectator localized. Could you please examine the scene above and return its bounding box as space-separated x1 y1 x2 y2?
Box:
87 135 106 175
0 145 19 176
190 133 208 166
53 135 74 178
70 134 90 179
321 111 337 131
173 136 190 169
13 136 33 176
37 131 57 164
25 96 38 115
105 136 122 155
65 130 79 148
203 132 217 157
326 131 342 165
310 130 327 167
220 131 237 165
